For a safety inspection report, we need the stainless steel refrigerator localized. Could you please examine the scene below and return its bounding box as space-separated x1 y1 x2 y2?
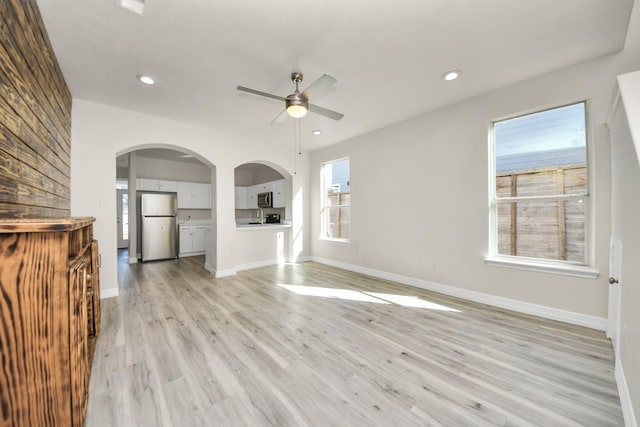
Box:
141 192 178 262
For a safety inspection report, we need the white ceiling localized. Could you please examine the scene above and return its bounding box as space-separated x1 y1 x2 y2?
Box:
37 0 634 152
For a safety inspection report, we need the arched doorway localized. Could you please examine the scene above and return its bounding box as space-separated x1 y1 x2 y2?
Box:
116 145 217 287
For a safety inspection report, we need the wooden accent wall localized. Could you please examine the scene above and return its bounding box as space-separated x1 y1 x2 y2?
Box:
0 0 72 218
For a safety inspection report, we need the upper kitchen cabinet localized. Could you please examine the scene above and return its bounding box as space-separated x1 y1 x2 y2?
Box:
177 181 211 209
271 179 286 208
240 179 286 209
235 163 287 209
235 186 248 209
137 178 178 192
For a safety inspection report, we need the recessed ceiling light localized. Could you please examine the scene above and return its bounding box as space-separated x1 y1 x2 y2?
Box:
442 70 461 81
137 74 155 85
120 0 145 15
312 130 322 136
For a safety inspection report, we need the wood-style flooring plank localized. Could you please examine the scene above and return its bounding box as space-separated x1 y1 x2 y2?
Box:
85 255 624 426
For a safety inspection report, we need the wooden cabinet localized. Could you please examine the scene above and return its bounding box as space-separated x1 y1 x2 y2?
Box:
177 181 211 209
137 178 178 192
0 217 101 427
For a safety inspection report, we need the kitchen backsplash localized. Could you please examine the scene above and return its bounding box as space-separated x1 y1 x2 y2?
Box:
235 207 285 224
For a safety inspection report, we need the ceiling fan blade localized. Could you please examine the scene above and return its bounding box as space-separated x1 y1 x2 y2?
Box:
301 74 337 100
237 85 286 102
308 103 344 121
270 109 289 126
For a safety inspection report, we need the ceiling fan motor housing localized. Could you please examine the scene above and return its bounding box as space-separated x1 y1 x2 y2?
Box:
286 92 308 118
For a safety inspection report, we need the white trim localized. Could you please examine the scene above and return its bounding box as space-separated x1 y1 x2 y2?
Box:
236 258 280 272
616 359 638 427
485 256 599 279
311 257 607 330
179 251 205 258
286 255 312 264
128 257 138 264
210 257 312 278
605 85 621 128
214 268 237 278
100 288 120 299
318 237 351 245
204 261 214 275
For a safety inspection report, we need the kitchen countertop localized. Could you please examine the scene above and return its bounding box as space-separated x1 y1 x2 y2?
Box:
179 219 211 227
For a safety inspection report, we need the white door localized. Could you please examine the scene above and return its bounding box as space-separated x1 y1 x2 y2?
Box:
116 189 129 249
607 236 622 355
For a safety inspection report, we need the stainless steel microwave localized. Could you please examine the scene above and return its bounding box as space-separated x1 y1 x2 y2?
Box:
257 191 272 208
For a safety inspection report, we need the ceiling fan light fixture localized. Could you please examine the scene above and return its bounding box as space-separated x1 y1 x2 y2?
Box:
286 94 308 118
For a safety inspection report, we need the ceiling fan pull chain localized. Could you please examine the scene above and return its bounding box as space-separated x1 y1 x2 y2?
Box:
293 119 297 175
298 118 302 155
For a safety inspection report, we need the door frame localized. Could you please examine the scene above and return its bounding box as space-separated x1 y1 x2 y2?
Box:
607 236 622 355
116 189 129 249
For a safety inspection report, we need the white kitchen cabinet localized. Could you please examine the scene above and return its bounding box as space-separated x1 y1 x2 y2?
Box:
246 185 259 209
137 178 178 192
235 186 247 209
271 179 286 208
237 179 286 209
177 181 211 209
179 225 209 257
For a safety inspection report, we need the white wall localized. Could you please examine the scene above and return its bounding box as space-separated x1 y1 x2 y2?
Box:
610 70 640 426
136 155 212 183
70 99 310 296
309 8 640 323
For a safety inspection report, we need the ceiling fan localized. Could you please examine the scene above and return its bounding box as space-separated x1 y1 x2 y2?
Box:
237 72 344 125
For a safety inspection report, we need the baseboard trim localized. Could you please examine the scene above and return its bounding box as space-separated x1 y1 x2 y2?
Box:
214 268 237 278
128 257 138 264
204 262 214 274
100 288 120 299
617 358 638 427
236 258 280 272
311 257 607 331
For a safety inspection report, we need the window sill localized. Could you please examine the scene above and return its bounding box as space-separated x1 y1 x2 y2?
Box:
485 256 599 279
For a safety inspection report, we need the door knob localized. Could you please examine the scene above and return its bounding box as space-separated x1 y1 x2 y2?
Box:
609 277 619 284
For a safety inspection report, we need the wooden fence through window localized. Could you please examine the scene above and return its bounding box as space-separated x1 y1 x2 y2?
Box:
496 165 586 262
326 192 350 239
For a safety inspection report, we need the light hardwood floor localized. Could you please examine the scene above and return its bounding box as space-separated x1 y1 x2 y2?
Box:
86 253 624 426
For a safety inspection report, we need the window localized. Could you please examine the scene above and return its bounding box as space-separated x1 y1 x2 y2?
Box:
489 102 592 272
321 158 350 241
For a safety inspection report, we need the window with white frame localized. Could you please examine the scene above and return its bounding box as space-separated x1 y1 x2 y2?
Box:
490 102 589 265
321 158 350 241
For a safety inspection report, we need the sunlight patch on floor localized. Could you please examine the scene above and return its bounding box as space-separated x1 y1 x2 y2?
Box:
278 284 389 304
278 284 461 312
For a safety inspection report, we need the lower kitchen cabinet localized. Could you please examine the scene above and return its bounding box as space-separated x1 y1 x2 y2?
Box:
0 217 101 427
179 224 209 257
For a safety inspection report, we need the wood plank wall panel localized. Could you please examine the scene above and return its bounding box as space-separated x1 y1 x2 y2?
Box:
0 0 72 218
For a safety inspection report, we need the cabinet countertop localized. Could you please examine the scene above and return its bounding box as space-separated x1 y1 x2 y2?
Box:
179 220 211 227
